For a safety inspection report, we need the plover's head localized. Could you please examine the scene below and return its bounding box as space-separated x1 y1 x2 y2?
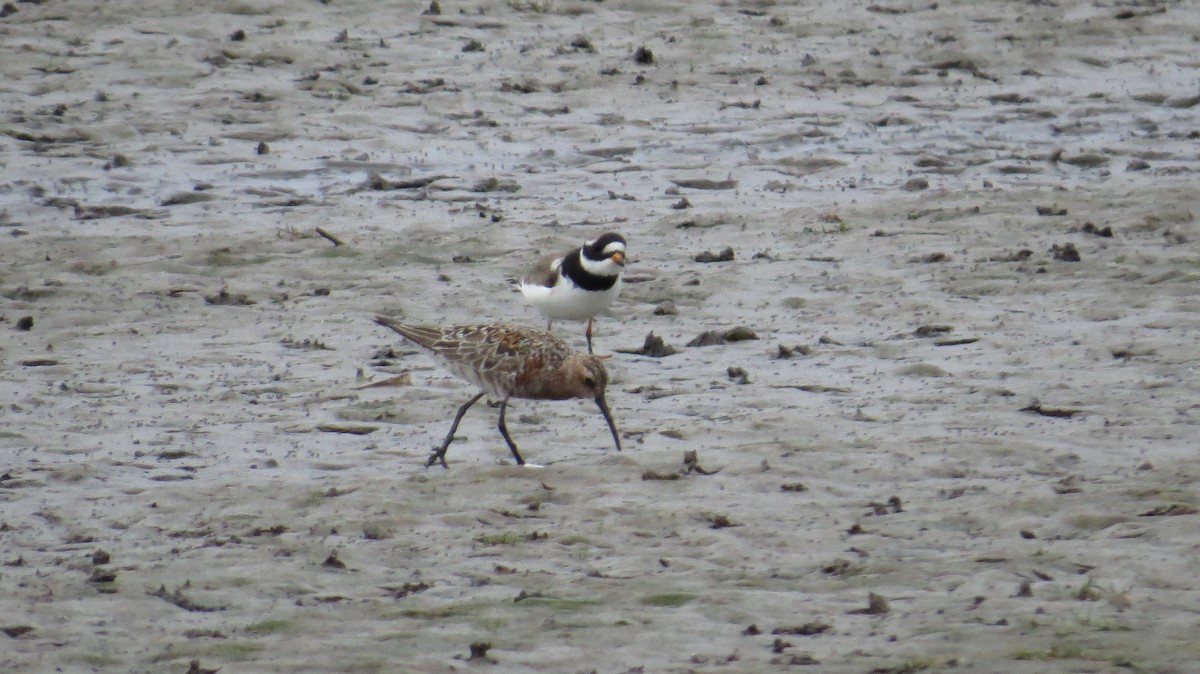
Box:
580 232 626 276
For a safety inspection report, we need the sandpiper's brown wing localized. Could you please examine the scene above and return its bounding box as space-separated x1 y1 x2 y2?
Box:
441 324 573 368
373 317 446 350
374 317 581 397
520 251 565 288
377 318 567 358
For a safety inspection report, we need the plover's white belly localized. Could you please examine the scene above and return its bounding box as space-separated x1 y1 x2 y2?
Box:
520 277 621 322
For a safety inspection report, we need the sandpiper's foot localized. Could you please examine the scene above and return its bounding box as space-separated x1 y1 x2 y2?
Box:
425 449 449 469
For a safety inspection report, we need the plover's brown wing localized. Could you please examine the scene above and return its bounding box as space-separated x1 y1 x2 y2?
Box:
520 251 564 288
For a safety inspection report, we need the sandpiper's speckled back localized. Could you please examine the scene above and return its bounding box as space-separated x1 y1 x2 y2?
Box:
374 318 609 402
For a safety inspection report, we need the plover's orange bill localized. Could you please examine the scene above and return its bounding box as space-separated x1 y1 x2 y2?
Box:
373 316 622 468
518 232 626 354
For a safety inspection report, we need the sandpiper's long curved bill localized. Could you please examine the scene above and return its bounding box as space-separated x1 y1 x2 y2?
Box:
595 393 622 452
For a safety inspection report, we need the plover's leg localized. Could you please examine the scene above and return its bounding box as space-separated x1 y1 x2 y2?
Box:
427 391 485 469
585 317 595 355
495 398 526 465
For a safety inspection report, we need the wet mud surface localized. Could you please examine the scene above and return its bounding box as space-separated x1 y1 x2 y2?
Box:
2 1 1200 672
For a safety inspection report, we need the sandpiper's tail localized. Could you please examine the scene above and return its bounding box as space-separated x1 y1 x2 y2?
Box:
373 316 444 349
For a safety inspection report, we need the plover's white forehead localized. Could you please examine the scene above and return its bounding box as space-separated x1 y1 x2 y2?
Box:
600 240 625 255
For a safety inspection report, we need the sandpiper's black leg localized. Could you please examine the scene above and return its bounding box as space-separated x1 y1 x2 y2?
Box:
496 399 525 465
427 391 485 468
585 317 595 354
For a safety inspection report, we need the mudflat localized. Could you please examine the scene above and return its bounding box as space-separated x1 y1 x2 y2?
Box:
2 1 1199 672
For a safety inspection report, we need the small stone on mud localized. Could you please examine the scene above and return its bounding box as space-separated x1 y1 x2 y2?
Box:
1081 222 1113 237
634 46 655 64
620 331 678 357
103 154 130 170
205 288 255 306
467 641 494 662
822 559 857 576
185 660 220 674
687 327 756 347
724 326 757 341
683 450 720 475
862 592 890 614
774 344 810 359
727 366 750 384
695 247 735 263
569 36 595 52
88 568 117 583
857 594 894 617
707 514 737 529
687 330 725 347
1050 242 1080 261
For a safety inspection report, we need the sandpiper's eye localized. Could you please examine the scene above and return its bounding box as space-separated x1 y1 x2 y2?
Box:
583 375 596 387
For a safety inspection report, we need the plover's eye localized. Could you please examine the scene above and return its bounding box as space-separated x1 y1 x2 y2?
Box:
583 375 596 387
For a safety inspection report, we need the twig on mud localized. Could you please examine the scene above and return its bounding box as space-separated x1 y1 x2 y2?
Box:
315 227 343 246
